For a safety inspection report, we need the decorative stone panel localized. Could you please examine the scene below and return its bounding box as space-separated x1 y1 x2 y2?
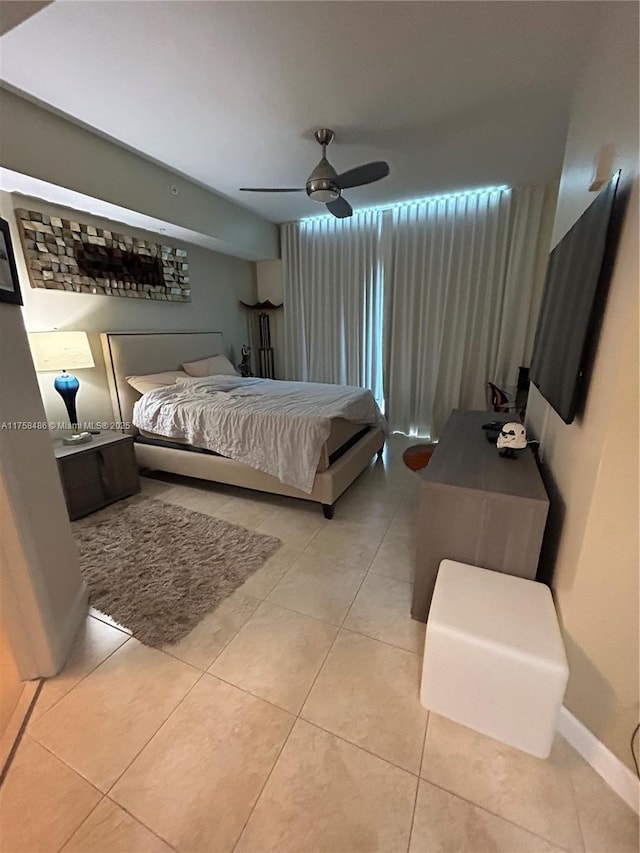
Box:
14 208 191 301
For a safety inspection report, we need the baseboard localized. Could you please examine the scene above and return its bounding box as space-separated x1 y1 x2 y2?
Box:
558 706 639 814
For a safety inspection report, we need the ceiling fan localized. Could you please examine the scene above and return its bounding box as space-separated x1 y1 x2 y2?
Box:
239 129 390 219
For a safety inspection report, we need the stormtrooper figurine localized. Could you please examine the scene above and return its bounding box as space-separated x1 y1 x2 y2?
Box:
496 422 528 458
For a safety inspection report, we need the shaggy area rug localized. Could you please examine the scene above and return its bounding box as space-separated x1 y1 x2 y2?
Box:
72 495 281 646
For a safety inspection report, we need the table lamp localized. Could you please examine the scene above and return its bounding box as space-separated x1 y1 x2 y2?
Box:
28 331 95 445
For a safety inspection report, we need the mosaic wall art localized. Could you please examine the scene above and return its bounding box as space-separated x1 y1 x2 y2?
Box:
15 208 191 302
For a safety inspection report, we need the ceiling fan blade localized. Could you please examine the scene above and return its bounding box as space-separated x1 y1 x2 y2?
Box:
239 187 305 193
334 161 390 190
326 196 353 219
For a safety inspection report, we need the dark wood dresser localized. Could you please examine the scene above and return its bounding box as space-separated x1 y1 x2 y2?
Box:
54 432 140 520
413 410 549 622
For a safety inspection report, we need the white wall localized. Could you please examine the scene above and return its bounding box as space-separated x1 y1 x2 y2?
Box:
527 2 639 771
0 300 86 679
0 627 23 739
1 192 258 431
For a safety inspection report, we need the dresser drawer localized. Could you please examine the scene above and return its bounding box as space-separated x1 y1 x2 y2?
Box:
64 478 108 521
59 449 101 487
56 434 140 520
101 462 140 501
97 439 137 475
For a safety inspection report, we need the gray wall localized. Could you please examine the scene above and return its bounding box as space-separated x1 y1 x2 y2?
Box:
1 192 257 431
0 87 279 260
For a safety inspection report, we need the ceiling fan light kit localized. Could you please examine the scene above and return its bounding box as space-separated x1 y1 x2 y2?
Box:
239 128 390 219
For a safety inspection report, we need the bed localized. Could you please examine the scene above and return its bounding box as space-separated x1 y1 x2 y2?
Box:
100 331 385 517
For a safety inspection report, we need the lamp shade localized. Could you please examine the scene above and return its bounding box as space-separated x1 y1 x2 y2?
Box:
29 331 95 372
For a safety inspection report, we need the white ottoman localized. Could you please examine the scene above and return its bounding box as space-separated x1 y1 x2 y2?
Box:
420 560 569 759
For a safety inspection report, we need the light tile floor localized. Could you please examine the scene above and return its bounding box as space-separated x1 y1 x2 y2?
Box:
1 436 638 853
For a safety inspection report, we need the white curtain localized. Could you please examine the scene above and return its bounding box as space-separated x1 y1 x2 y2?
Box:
282 184 550 436
384 185 549 436
282 211 384 404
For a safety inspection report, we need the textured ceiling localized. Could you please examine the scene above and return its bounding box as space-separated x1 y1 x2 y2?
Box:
0 1 604 223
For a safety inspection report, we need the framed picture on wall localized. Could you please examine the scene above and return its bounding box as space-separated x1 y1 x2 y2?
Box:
0 217 22 305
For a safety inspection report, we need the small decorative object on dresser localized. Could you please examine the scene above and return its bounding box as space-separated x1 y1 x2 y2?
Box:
0 217 22 305
54 432 140 520
496 422 528 458
237 344 253 377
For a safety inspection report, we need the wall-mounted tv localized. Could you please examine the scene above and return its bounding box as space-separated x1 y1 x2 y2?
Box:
529 171 620 424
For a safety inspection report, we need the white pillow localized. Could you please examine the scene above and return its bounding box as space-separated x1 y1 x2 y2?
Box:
181 353 238 377
126 370 189 394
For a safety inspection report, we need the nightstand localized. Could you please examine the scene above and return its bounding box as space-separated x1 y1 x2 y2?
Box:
54 432 140 520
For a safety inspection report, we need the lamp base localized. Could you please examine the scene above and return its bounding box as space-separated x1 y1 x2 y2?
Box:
62 431 92 446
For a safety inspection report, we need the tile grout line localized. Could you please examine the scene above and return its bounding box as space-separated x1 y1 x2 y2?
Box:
21 734 106 800
260 521 388 625
27 667 205 812
204 670 309 717
111 587 434 829
39 446 419 852
104 670 208 800
564 752 588 853
54 794 106 853
157 461 576 853
199 663 426 784
295 717 423 780
303 517 389 685
406 711 430 853
131 510 378 675
55 790 180 853
88 610 133 636
228 716 425 851
338 523 388 625
338 623 422 657
229 712 297 853
159 595 263 673
38 516 410 769
417 773 576 852
222 590 424 658
258 520 323 557
105 795 180 852
31 631 132 726
229 519 396 851
36 690 180 853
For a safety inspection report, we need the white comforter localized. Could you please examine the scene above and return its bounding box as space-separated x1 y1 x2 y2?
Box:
133 376 386 493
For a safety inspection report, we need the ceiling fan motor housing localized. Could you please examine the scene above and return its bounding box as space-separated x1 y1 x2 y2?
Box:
306 156 340 202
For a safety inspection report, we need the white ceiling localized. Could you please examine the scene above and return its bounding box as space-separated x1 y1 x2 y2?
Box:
0 1 603 224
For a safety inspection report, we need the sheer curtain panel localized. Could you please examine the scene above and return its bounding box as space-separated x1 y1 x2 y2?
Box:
282 212 384 404
384 185 550 437
283 184 551 437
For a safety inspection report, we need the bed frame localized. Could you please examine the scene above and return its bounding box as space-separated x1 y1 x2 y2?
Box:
100 331 385 518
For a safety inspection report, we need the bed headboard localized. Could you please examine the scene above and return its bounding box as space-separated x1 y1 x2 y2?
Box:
101 331 225 431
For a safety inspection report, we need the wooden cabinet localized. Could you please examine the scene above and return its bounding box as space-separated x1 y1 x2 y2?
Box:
413 410 549 622
54 433 139 520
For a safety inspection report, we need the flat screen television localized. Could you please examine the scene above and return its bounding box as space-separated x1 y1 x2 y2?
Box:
529 170 620 424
